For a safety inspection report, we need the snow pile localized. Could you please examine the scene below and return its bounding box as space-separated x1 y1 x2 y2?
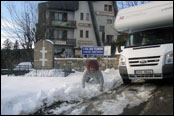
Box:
95 86 152 115
1 69 122 115
49 102 79 115
71 106 87 115
103 69 123 90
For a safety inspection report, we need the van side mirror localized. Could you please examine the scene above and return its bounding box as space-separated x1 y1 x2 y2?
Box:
118 45 124 53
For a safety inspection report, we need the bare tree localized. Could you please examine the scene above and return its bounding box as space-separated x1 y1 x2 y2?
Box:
116 1 149 10
2 39 13 68
13 40 20 50
2 39 13 50
1 1 39 61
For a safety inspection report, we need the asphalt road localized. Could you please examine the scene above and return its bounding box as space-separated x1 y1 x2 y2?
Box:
121 79 173 115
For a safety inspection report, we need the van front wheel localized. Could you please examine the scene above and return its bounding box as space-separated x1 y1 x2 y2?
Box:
122 78 131 84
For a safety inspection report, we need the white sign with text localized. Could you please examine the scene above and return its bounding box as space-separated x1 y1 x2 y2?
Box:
104 46 111 56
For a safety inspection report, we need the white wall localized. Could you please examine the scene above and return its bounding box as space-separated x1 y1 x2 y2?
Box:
93 1 118 42
74 1 97 47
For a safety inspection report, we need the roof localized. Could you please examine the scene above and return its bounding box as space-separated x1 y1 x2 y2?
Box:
115 1 173 33
40 1 79 11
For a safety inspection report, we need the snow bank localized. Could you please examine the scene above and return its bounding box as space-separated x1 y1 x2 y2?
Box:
1 69 122 115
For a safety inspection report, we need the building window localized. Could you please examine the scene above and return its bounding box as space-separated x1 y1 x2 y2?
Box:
102 32 105 44
107 19 112 24
99 26 105 32
104 5 112 12
106 35 113 44
104 5 108 11
80 30 83 38
54 30 67 39
63 13 67 21
86 31 89 38
55 13 63 20
86 13 89 21
109 5 112 11
80 13 84 20
62 30 67 40
54 30 62 39
54 30 58 39
54 12 67 21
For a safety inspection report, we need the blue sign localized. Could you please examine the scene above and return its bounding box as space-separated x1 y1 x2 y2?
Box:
82 46 104 55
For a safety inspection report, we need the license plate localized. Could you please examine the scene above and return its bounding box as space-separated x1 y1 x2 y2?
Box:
134 70 153 75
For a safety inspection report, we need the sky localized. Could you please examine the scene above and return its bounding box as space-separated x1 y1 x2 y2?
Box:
1 1 11 48
1 1 45 49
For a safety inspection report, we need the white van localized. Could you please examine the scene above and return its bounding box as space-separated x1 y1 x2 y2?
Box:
114 1 173 84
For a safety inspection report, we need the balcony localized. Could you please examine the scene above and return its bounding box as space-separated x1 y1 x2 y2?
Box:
51 20 76 28
53 38 76 46
66 39 76 46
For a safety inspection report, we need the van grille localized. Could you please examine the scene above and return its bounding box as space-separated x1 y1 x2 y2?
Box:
128 56 160 67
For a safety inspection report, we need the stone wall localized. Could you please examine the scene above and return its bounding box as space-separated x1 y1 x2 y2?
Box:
34 39 119 71
54 58 119 72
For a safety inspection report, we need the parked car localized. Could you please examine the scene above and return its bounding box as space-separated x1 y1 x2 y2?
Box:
13 62 32 71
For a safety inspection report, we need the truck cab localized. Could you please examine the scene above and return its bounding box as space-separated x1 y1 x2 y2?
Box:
114 1 173 84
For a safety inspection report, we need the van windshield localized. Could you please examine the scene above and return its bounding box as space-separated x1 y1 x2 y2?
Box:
125 27 173 48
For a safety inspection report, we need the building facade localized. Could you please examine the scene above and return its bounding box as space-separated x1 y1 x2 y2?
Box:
37 1 118 58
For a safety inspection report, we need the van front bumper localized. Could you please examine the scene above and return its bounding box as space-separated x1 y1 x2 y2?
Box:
119 64 173 79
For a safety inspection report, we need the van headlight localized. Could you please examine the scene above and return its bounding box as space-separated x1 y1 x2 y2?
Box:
165 51 173 64
119 55 126 66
